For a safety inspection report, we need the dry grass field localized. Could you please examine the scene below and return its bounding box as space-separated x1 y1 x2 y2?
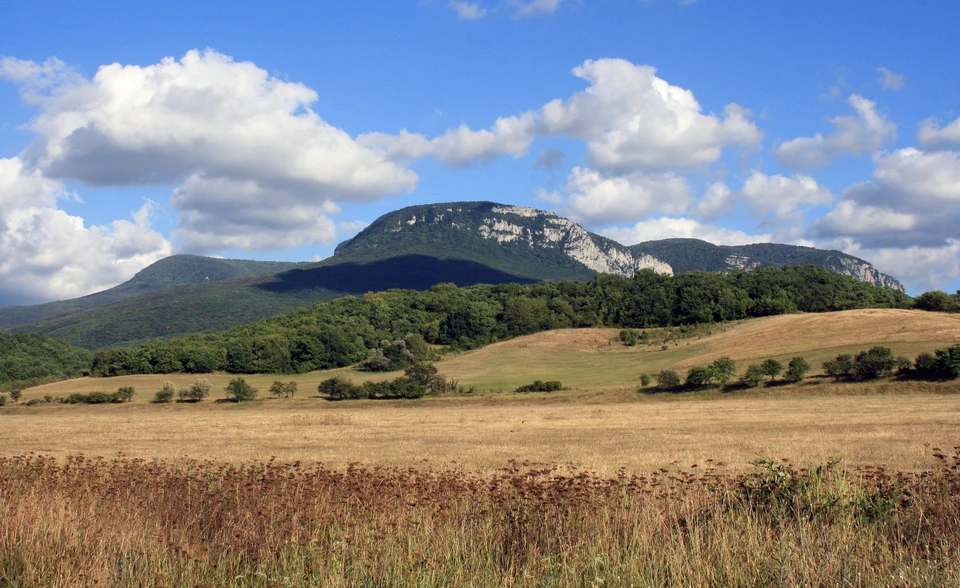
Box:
3 309 960 585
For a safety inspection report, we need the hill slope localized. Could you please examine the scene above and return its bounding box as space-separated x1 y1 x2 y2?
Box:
5 201 906 349
0 255 306 330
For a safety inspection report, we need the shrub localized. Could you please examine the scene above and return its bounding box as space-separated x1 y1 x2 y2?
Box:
853 346 896 380
619 329 638 346
154 381 176 403
0 395 6 406
318 376 363 401
187 378 212 402
935 344 960 379
760 359 783 381
639 373 651 387
784 357 811 383
113 386 135 403
710 356 737 385
10 389 22 403
656 370 681 390
740 364 765 388
404 363 440 387
269 380 297 399
685 366 714 388
894 356 913 375
515 380 563 393
823 354 854 380
225 378 258 402
25 398 45 406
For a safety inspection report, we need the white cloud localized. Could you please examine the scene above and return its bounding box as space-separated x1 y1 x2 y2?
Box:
692 182 733 219
7 50 418 253
775 94 897 168
872 147 960 204
0 56 83 104
601 217 771 247
359 113 536 167
0 157 170 305
917 116 960 149
563 166 692 225
539 59 762 171
510 0 561 18
814 200 916 236
740 171 833 219
449 1 487 20
876 67 905 90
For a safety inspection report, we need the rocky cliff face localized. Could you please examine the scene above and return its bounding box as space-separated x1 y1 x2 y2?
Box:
339 201 905 291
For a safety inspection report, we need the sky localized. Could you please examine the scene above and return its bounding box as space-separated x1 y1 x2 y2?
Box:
1 0 959 306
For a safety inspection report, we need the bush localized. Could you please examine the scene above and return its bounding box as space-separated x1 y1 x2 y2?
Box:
154 381 176 403
225 378 258 402
25 398 45 406
914 351 939 378
761 359 783 381
685 366 713 388
935 344 960 379
186 378 212 402
656 370 681 391
710 356 737 386
639 373 651 387
784 357 811 383
113 386 135 402
853 346 896 380
0 395 6 406
318 376 363 401
823 354 854 380
10 389 21 403
404 363 439 387
515 380 563 393
619 329 638 346
740 364 765 388
269 380 297 398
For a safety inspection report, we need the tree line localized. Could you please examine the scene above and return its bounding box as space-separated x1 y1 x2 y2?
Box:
86 266 910 377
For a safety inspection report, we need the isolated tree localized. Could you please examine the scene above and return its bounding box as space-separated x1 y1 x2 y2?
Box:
113 386 135 403
761 359 783 381
934 344 960 379
710 356 737 386
269 380 297 398
225 377 258 402
686 366 714 388
784 357 811 383
404 363 439 387
740 364 765 388
154 380 176 403
9 389 21 403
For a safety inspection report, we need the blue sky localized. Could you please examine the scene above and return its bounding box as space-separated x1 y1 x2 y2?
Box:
1 0 959 305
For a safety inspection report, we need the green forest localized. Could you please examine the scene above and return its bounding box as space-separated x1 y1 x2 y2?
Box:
85 265 910 377
0 333 93 391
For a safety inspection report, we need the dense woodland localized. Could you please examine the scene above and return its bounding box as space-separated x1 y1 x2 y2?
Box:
0 333 93 390
83 266 910 377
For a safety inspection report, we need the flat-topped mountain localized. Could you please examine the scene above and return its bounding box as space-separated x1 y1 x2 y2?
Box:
2 201 905 349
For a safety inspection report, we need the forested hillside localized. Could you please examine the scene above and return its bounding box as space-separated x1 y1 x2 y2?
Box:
0 333 93 390
89 265 910 377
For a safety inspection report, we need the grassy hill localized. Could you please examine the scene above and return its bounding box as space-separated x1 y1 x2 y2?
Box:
22 309 960 402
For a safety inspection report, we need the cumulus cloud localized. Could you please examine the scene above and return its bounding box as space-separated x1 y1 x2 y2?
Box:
449 1 487 20
562 166 692 225
0 157 170 305
601 217 771 247
510 0 561 18
812 148 960 250
692 182 733 219
917 116 960 149
359 113 536 167
8 50 418 253
740 171 833 219
775 94 897 168
538 59 762 171
876 67 905 90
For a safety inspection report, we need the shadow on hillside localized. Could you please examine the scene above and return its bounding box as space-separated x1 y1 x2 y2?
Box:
255 254 537 294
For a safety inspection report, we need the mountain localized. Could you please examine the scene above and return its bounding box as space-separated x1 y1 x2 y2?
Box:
3 201 905 349
0 255 307 331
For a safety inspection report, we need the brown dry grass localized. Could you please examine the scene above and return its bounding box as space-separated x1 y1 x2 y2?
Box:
3 381 959 475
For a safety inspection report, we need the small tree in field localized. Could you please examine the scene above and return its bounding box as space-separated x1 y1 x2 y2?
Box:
225 378 258 402
154 380 176 403
269 380 297 398
784 357 811 383
686 366 714 388
639 373 651 387
710 356 737 386
10 389 22 403
761 359 783 381
740 364 765 388
656 370 681 391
